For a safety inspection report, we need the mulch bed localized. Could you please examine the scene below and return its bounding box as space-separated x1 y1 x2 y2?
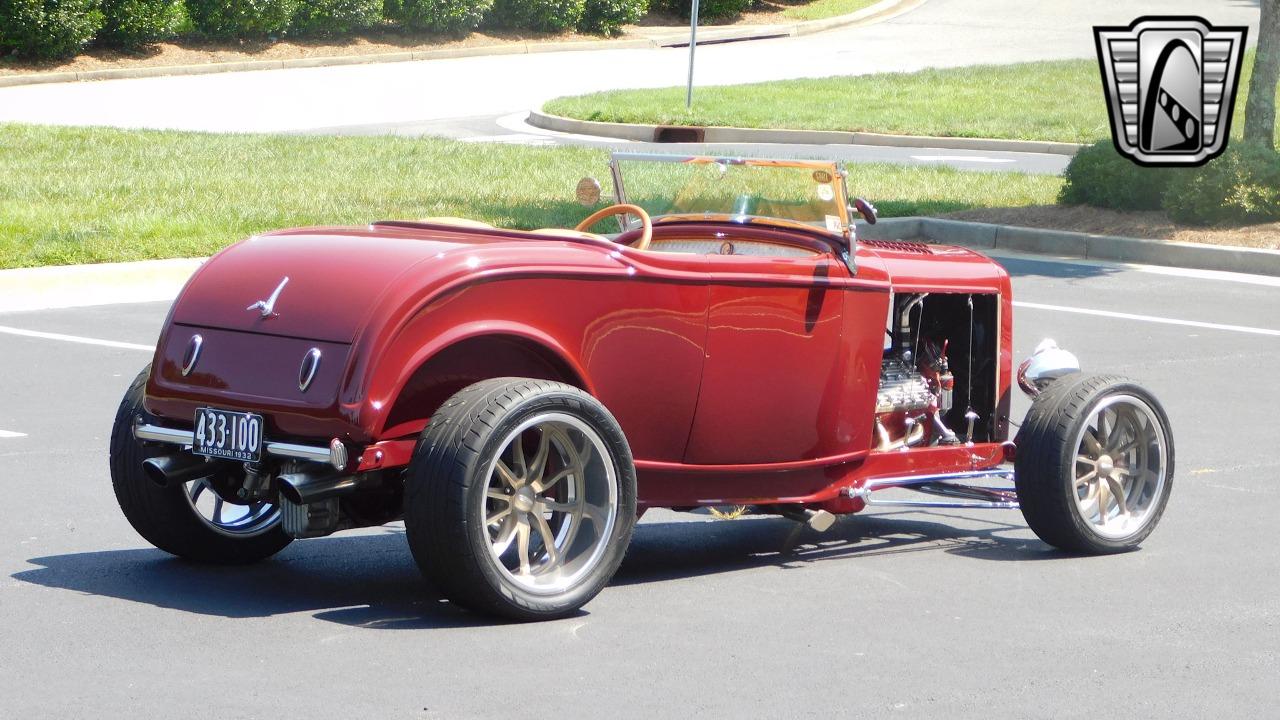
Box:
943 205 1280 250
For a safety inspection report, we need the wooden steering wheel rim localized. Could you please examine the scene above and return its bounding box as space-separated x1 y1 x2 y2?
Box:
574 203 653 252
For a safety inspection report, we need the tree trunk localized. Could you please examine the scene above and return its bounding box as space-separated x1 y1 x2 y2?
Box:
1244 0 1279 149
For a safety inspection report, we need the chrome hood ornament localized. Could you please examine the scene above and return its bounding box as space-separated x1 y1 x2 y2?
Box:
247 277 289 318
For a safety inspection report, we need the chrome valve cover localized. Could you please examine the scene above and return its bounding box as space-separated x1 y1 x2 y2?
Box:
876 356 934 414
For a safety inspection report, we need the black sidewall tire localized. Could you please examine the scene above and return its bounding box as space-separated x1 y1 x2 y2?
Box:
109 365 292 564
404 378 637 622
1015 373 1174 554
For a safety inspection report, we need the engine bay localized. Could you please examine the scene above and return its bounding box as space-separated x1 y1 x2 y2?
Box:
874 292 1000 451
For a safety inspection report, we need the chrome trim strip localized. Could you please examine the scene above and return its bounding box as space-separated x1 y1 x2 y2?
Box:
133 422 341 466
298 348 321 393
854 469 1020 510
181 334 202 377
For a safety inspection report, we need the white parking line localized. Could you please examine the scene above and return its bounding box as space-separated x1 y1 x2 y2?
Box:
459 134 558 146
1014 301 1280 337
0 324 155 351
910 155 1016 163
0 430 27 438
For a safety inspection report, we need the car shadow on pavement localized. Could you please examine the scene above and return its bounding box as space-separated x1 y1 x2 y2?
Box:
615 511 1066 586
13 512 1074 627
993 255 1121 280
12 528 500 630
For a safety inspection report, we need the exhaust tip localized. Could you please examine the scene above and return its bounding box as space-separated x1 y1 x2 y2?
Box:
277 476 305 505
142 458 171 487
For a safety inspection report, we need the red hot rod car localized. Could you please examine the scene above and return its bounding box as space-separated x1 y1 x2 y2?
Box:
110 153 1174 620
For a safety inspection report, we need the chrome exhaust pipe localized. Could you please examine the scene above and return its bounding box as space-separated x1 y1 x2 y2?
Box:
277 470 358 505
142 453 215 487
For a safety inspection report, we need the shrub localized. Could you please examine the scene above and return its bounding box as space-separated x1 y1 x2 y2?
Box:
1162 143 1280 226
185 0 297 37
1058 140 1175 211
487 0 583 32
98 0 179 48
384 0 489 33
292 0 380 34
656 0 749 21
0 0 103 58
577 0 644 35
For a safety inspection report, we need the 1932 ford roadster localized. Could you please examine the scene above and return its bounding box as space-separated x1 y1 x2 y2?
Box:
110 153 1174 620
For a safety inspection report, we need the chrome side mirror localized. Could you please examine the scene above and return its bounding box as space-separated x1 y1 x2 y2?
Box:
1017 339 1080 397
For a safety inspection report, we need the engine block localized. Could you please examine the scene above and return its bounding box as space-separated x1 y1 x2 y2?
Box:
876 356 933 414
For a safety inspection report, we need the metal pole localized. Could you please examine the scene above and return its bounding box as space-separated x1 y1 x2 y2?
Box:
686 0 699 109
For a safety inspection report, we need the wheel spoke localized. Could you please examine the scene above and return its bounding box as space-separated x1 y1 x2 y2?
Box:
1111 438 1141 457
515 516 532 575
1076 454 1097 468
533 512 560 566
540 499 579 514
486 506 511 526
511 432 528 481
494 460 520 489
1096 410 1110 449
1082 431 1102 456
1095 476 1111 522
486 488 512 502
212 497 224 524
532 467 572 495
492 513 517 548
528 430 551 488
1075 469 1097 487
1105 477 1129 517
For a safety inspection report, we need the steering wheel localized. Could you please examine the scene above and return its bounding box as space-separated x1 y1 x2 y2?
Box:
575 204 652 252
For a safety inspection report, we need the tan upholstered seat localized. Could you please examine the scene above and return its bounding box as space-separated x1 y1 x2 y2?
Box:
416 217 496 230
527 228 609 243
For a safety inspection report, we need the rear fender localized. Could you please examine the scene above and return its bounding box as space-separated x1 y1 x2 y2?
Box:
366 321 592 438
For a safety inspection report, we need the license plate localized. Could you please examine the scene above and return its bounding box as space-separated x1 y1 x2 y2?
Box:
193 407 263 462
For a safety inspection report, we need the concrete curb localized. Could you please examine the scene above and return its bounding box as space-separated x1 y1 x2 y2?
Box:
526 110 1086 155
0 258 204 312
857 217 1280 277
0 0 924 88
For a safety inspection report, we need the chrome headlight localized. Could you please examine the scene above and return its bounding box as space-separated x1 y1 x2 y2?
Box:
1017 338 1080 397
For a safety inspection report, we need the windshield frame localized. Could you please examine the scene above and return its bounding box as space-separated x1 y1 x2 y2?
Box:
608 153 853 242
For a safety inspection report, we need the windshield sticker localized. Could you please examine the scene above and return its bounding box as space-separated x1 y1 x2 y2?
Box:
825 215 843 233
812 170 832 184
815 184 835 202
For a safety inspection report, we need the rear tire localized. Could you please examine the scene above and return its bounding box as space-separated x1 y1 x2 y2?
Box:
404 378 637 621
1015 373 1174 554
109 366 292 564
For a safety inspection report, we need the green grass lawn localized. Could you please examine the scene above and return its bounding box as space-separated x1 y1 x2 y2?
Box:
544 52 1276 146
0 124 1061 268
782 0 881 21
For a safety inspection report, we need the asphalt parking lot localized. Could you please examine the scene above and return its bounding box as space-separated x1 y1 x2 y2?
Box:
1 251 1278 718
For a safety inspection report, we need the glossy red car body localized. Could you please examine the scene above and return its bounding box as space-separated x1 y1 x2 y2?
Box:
145 214 1013 515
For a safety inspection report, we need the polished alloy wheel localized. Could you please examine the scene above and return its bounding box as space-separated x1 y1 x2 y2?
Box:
1071 394 1168 539
185 477 280 538
480 412 618 595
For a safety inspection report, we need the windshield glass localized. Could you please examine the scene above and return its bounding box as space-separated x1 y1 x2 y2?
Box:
612 154 848 233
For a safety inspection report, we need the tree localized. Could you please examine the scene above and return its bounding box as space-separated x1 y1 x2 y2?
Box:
1244 0 1279 149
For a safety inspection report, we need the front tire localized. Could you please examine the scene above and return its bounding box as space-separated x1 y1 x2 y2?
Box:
109 366 292 564
1015 373 1174 554
404 378 637 621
